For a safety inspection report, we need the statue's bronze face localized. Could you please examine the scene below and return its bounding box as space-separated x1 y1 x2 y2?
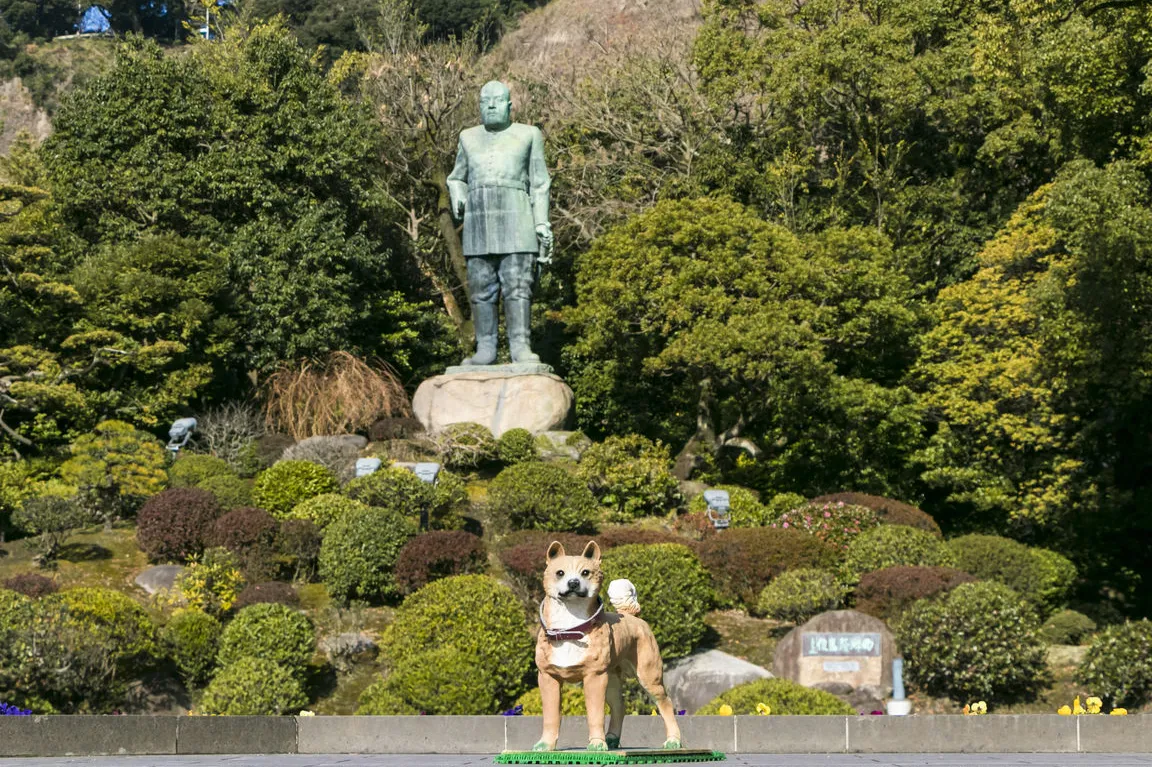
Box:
480 81 512 130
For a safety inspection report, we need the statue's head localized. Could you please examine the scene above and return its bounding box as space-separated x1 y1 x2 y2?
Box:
480 80 512 130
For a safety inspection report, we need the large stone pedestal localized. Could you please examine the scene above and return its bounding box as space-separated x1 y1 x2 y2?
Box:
412 366 574 437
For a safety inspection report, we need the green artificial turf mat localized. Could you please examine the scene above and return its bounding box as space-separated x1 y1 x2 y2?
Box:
495 749 726 764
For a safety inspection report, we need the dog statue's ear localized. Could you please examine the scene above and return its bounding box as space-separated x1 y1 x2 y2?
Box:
581 541 601 562
547 541 566 561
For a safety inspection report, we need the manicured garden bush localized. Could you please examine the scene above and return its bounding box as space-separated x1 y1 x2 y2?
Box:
696 678 856 715
514 679 650 716
46 587 157 664
671 511 717 540
576 435 681 523
497 532 589 601
196 474 253 510
597 527 685 549
896 582 1048 703
168 455 233 488
174 547 246 616
0 587 30 619
58 420 168 519
1041 609 1097 645
217 602 316 675
695 528 840 609
496 428 537 465
344 466 468 530
199 657 307 715
843 525 955 579
1077 619 1152 708
275 519 322 582
281 436 362 484
11 495 94 566
487 462 598 532
360 575 534 714
1 573 58 598
947 534 1075 615
687 484 773 527
853 566 977 621
252 460 339 518
289 493 367 532
234 581 300 610
318 507 416 603
770 501 879 550
434 422 498 469
136 488 222 563
755 568 844 622
601 543 713 660
810 492 942 537
208 507 279 580
161 609 221 687
395 531 487 594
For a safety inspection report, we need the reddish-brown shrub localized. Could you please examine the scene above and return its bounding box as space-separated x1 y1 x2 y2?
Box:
597 527 685 549
810 493 942 538
136 488 222 563
498 532 587 600
695 528 840 609
276 519 322 582
854 565 978 620
234 581 300 610
671 512 718 541
395 531 488 594
208 507 280 579
2 572 58 598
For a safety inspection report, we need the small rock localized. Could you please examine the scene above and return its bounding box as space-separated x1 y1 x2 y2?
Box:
812 681 854 696
134 565 185 595
663 649 773 714
320 632 378 671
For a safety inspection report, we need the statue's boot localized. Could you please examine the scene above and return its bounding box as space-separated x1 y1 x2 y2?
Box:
463 301 498 365
505 298 540 364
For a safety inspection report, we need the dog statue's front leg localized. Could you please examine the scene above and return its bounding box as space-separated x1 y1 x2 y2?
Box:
533 672 562 752
583 671 609 751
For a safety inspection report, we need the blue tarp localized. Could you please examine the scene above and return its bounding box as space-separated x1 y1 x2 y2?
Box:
78 5 112 33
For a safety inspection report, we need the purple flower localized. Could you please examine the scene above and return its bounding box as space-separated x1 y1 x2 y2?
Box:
0 702 32 716
502 705 524 716
677 710 686 716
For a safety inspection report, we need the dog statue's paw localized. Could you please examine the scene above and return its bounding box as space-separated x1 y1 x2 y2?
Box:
587 739 608 752
663 738 682 750
532 741 554 752
605 734 620 749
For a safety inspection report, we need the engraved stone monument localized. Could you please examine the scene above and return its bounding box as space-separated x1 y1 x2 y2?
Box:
772 609 896 695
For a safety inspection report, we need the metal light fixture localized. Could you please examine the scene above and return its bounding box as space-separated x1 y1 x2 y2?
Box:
167 417 197 457
702 489 731 530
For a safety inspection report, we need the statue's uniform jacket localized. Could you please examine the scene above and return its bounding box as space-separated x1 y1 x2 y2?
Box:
448 123 551 257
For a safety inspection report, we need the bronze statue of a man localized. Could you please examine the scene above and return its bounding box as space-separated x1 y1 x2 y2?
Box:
448 80 553 366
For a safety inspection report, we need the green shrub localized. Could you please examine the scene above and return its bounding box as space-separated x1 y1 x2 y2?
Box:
1041 609 1097 645
497 428 537 465
196 474 253 510
0 587 31 619
765 492 806 523
169 455 233 488
600 544 713 660
1077 620 1152 708
810 493 942 537
844 525 955 579
275 519 322 582
771 502 879 550
854 566 977 621
344 467 468 530
896 582 1048 703
290 493 367 532
0 462 35 538
755 568 844 622
361 575 534 714
695 528 840 609
174 547 247 616
947 534 1075 615
435 422 498 469
487 462 598 533
199 657 308 715
12 494 95 566
687 485 773 527
696 678 856 715
514 679 651 716
318 507 416 603
576 435 681 523
161 609 221 687
217 601 315 676
46 587 157 661
58 420 168 521
252 460 339 518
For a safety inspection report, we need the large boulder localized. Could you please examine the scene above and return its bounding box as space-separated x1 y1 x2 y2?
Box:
412 369 573 437
662 649 773 714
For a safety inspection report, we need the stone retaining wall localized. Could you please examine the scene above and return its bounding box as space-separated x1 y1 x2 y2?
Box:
0 715 1149 757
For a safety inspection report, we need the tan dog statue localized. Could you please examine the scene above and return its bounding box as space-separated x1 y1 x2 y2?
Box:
533 540 682 752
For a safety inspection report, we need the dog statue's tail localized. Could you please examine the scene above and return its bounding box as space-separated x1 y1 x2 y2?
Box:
607 579 641 615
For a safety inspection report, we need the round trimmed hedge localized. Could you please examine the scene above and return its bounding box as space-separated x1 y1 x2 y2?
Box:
497 428 537 465
168 455 232 488
810 492 941 537
755 568 844 623
343 467 469 530
843 525 955 579
946 534 1075 615
196 474 253 510
252 460 339 518
360 575 534 714
217 602 316 675
771 502 879 550
161 609 220 687
1077 619 1152 708
600 543 713 660
44 587 157 665
395 530 487 594
487 462 599 533
136 488 222 563
695 527 840 609
696 678 856 715
896 581 1048 704
199 656 307 715
1041 609 1096 645
437 422 498 469
576 435 681 523
853 566 977 621
687 485 773 527
318 507 416 603
289 493 367 532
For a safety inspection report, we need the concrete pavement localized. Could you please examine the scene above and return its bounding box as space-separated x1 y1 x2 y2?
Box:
4 756 1152 766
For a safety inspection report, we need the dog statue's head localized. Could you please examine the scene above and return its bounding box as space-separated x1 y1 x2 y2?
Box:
544 540 602 601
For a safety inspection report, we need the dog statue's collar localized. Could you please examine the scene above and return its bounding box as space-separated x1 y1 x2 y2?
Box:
539 598 604 641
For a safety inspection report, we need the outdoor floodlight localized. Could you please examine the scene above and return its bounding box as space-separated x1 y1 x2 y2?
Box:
167 417 197 455
355 458 383 478
702 489 731 530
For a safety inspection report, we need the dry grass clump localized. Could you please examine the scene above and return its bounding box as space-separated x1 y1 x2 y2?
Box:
261 352 411 440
